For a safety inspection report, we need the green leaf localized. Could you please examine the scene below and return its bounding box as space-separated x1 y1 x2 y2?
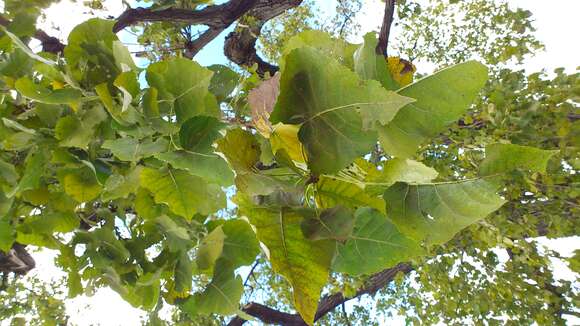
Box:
90 227 131 262
270 47 410 174
196 226 225 271
55 105 108 148
362 158 439 195
135 188 165 220
239 198 335 325
354 33 398 90
179 116 224 153
216 128 260 172
333 207 422 275
383 179 506 245
102 137 169 162
0 159 19 186
220 219 260 268
146 58 219 123
19 212 79 234
114 71 140 112
155 150 234 187
61 167 102 202
283 30 358 70
7 149 47 198
140 167 225 219
2 118 36 134
101 167 141 201
301 206 355 241
0 220 14 252
379 61 488 158
15 77 82 105
181 260 243 316
0 26 56 65
112 40 137 71
175 252 193 293
155 215 191 252
315 176 385 213
207 64 239 102
479 143 558 176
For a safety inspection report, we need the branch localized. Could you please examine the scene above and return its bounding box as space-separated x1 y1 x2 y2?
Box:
224 0 303 77
376 0 396 56
0 243 36 276
228 263 413 325
113 0 258 33
0 15 64 54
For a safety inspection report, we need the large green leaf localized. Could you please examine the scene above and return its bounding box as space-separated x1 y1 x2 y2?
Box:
383 179 506 245
479 143 558 176
140 167 225 219
239 198 335 325
379 61 488 158
15 77 82 105
181 260 243 316
354 33 398 90
333 207 422 275
102 137 169 162
270 47 411 174
220 219 260 268
155 150 234 186
179 116 224 153
146 58 219 123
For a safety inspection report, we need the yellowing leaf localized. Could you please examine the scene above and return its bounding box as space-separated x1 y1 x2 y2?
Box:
239 198 335 325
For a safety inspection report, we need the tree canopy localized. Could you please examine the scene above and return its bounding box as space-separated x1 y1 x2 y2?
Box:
0 0 578 325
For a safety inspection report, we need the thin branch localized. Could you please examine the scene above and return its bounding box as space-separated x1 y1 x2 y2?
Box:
376 0 396 56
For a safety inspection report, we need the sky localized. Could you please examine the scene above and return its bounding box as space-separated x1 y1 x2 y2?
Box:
1 0 579 325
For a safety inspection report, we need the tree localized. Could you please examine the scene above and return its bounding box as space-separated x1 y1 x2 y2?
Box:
0 0 577 325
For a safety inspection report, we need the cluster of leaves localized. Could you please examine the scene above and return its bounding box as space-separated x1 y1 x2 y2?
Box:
0 6 567 323
0 274 68 325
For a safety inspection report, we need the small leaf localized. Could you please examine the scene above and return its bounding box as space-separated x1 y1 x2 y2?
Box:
207 64 239 102
216 128 260 172
175 252 193 293
196 226 225 271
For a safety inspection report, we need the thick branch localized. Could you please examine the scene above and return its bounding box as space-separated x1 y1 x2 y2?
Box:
0 243 36 276
0 16 64 54
228 263 413 325
112 0 258 33
224 0 303 77
376 0 396 56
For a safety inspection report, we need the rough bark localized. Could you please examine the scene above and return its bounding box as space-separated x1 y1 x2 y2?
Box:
376 0 396 56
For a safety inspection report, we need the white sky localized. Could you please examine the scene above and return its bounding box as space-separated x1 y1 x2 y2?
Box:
0 0 578 325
